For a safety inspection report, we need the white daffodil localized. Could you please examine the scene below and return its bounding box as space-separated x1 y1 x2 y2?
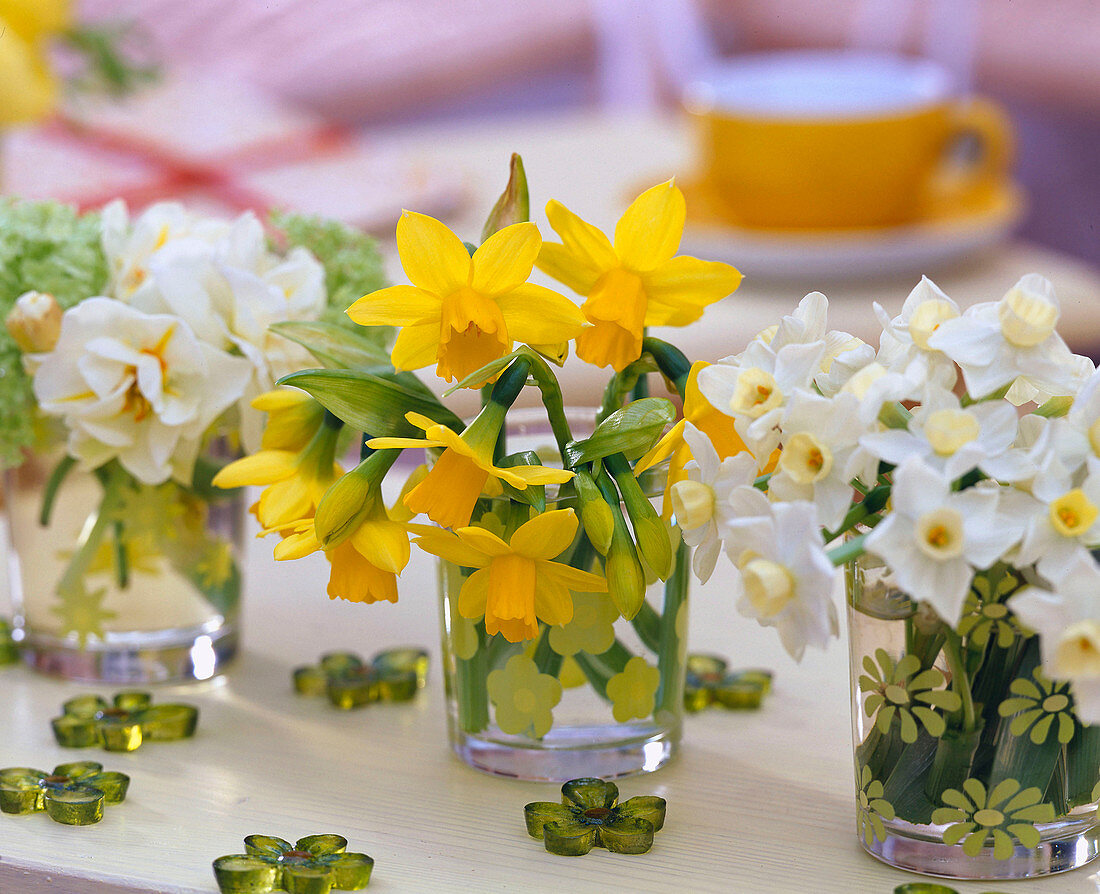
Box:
863 456 1026 624
721 487 839 661
874 276 960 390
1048 366 1100 476
698 300 826 458
129 212 326 450
1014 462 1100 577
927 274 1083 401
1008 552 1100 724
860 384 1032 483
769 390 878 530
841 360 918 428
101 200 230 302
32 297 251 484
670 422 758 583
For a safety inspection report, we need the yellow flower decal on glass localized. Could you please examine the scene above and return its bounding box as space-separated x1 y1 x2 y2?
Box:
856 765 895 846
606 656 661 722
548 591 618 657
346 213 586 384
537 181 742 371
931 778 1055 859
369 409 574 530
488 654 562 738
413 509 607 643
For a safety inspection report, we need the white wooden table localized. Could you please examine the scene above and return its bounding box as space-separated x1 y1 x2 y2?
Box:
3 109 1100 892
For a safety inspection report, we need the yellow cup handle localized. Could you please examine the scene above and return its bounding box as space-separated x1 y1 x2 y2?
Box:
920 97 1014 217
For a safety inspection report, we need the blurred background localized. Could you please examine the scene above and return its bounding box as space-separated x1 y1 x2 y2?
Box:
65 0 1100 265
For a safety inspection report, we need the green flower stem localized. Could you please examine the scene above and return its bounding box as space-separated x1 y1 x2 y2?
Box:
1066 725 1100 807
641 336 691 399
93 467 129 590
523 351 574 461
821 485 890 545
444 561 489 733
904 617 946 673
56 464 128 602
629 601 662 654
941 629 977 732
827 532 867 567
40 455 77 526
655 541 689 716
531 624 564 679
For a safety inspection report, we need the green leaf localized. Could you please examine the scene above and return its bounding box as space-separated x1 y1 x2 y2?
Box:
564 398 675 466
270 321 391 370
443 349 524 396
278 369 463 437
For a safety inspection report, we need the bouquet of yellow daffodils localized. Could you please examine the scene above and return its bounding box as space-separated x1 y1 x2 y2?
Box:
1 198 383 644
216 159 741 751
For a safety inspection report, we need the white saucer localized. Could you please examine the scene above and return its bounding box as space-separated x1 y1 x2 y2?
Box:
679 185 1026 281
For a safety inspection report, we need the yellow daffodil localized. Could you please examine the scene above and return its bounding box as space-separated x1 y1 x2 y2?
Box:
270 519 401 605
212 406 342 530
413 508 607 643
346 212 586 384
368 409 574 529
636 361 773 515
537 181 742 371
0 0 69 125
253 389 325 451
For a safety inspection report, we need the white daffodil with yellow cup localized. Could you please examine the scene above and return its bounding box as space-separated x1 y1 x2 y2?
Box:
217 157 744 780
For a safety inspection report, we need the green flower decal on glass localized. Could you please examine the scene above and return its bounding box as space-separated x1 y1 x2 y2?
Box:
683 654 772 712
51 691 199 751
293 649 429 710
856 764 895 846
548 592 618 657
957 589 1027 649
0 618 17 665
0 761 129 825
606 656 660 723
930 778 1055 859
524 777 666 856
997 669 1077 745
1093 781 1100 803
488 654 562 737
51 581 116 647
859 648 961 743
213 834 373 893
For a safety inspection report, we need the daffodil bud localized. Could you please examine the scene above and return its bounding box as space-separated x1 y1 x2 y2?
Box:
574 469 613 555
607 454 673 580
6 290 61 352
315 467 377 550
481 153 530 242
606 524 646 620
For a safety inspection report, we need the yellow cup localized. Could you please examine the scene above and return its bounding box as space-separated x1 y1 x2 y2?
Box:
684 51 1013 230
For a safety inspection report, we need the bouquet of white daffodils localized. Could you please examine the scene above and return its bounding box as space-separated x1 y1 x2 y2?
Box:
0 199 383 640
676 274 1099 725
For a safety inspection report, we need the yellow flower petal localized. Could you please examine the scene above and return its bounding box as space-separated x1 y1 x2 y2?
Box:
327 541 399 604
456 525 512 557
635 419 684 476
544 199 618 276
575 268 648 371
212 450 296 488
486 554 538 642
272 524 320 560
251 389 312 412
471 222 541 296
509 508 578 560
2 0 70 40
0 23 57 125
495 283 586 346
642 256 742 326
256 475 313 529
396 211 470 295
390 321 442 371
540 562 609 592
346 284 441 327
533 576 573 627
457 566 491 619
404 450 489 528
536 242 602 296
349 518 410 574
414 528 491 568
495 464 575 489
614 180 686 271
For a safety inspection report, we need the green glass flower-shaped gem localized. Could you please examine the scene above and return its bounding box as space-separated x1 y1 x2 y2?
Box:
0 618 18 665
0 761 129 825
683 654 772 712
51 691 199 751
524 777 666 856
293 649 429 710
213 834 374 893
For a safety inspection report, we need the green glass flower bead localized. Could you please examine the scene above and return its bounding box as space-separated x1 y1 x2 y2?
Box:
0 618 18 665
51 691 198 751
0 761 129 825
213 833 373 892
524 777 666 856
683 654 772 712
292 649 429 709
